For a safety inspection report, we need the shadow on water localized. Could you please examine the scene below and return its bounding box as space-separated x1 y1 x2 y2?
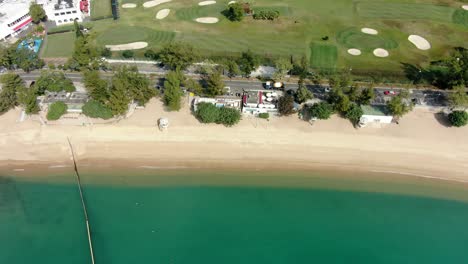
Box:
434 112 451 127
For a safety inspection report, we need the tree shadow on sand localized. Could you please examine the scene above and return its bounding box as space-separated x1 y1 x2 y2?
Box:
434 112 451 127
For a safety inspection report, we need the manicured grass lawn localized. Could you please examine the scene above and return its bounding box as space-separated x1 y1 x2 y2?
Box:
91 0 113 19
42 32 75 58
310 43 337 70
82 0 467 75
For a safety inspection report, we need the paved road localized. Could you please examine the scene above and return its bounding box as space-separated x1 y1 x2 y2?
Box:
5 70 448 107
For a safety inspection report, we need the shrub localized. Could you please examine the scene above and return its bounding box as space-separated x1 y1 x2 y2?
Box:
253 10 279 20
217 107 241 126
46 101 67 120
345 103 363 125
122 50 134 58
48 63 56 70
258 112 269 119
309 102 334 120
224 2 244 22
82 100 113 119
448 111 468 127
196 103 219 123
278 95 295 116
101 48 112 58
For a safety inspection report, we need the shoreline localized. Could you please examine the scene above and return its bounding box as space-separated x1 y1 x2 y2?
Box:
1 99 467 185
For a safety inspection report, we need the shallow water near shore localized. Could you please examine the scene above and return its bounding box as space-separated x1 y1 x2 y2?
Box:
2 170 468 263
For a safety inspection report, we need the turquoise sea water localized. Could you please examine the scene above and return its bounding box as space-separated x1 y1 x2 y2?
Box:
2 171 468 263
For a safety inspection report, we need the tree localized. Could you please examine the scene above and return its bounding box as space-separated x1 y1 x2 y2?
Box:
108 79 131 116
387 93 413 118
205 71 225 97
70 33 99 70
122 50 134 58
17 86 39 114
346 83 360 102
277 95 295 116
46 101 67 120
101 48 112 58
74 20 83 38
273 58 292 81
359 85 375 105
328 88 350 113
0 73 22 114
0 46 14 69
295 82 313 103
238 50 260 77
448 111 468 127
196 102 219 123
345 103 363 125
82 100 113 119
225 60 240 78
448 85 468 109
185 78 203 95
13 48 44 72
35 71 76 94
217 107 241 126
159 42 199 70
115 67 155 105
224 2 244 21
29 3 46 23
291 55 309 78
163 71 183 111
83 70 109 103
308 102 333 120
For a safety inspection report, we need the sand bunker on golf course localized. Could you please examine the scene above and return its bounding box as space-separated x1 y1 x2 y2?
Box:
143 0 171 8
105 42 148 51
195 17 219 23
122 3 137 8
373 48 389 57
408 35 431 50
156 9 170 19
462 5 468 10
198 0 216 5
361 28 378 35
347 49 362 56
228 1 236 4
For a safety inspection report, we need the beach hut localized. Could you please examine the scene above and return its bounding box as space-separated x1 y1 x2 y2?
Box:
158 117 169 131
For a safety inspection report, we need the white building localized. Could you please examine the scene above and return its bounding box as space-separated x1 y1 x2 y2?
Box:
242 90 279 116
193 96 242 111
37 0 84 26
359 105 393 127
0 0 33 41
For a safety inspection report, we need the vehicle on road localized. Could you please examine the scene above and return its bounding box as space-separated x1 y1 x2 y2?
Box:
324 87 331 93
264 81 284 89
384 90 397 95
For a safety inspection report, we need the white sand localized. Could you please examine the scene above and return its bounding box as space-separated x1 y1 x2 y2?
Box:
143 0 171 8
408 35 431 50
105 42 148 51
361 27 378 35
198 0 216 6
195 17 219 24
122 3 137 8
462 5 468 10
2 101 468 183
373 48 389 57
228 1 236 4
347 48 361 56
156 9 170 19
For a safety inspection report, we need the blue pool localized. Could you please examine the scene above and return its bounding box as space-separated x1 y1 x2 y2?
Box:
17 38 42 53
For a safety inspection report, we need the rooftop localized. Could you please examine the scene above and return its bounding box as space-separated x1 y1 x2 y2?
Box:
361 105 389 116
42 92 88 105
0 0 31 24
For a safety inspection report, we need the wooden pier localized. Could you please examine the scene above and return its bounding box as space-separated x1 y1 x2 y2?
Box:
67 137 96 264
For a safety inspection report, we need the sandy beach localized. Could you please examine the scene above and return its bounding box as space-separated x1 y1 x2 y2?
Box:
1 98 467 182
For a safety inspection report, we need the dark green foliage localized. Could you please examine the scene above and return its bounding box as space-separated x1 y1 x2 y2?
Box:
46 101 67 120
29 3 46 23
448 111 468 127
204 71 225 97
101 48 112 57
448 85 468 109
35 71 75 94
387 91 412 118
308 102 333 120
163 71 183 111
453 9 468 27
122 50 134 58
82 100 113 119
195 103 241 126
295 83 313 103
278 95 295 116
108 78 131 116
359 86 375 105
0 46 14 68
144 49 157 59
0 73 22 114
185 78 203 95
83 70 109 103
196 102 220 123
159 42 200 70
17 86 39 114
224 3 244 22
253 10 280 20
70 33 99 70
328 88 350 113
238 50 260 77
115 67 155 105
258 112 269 119
225 60 241 78
345 103 363 125
13 48 44 72
74 20 83 38
217 107 241 126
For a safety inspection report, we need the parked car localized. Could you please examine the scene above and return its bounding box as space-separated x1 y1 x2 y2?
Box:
384 90 397 95
324 87 331 93
273 82 284 89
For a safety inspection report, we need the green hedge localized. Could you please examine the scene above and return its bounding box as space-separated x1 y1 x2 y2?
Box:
47 23 93 35
82 100 113 119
